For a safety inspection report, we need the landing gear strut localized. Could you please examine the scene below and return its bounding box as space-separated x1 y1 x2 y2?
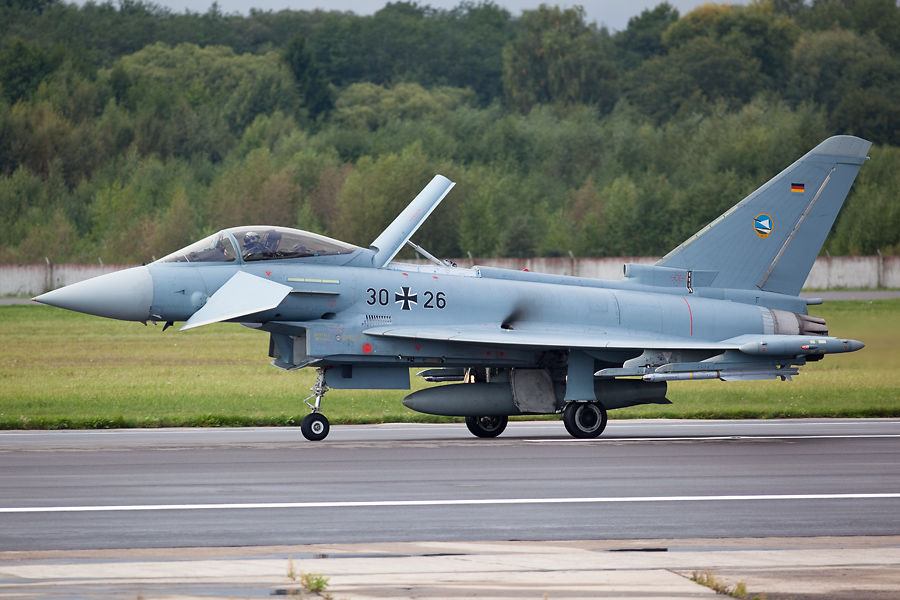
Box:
300 367 331 441
562 401 607 439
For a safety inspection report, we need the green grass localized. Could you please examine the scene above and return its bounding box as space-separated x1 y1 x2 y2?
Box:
1 300 898 429
0 305 443 429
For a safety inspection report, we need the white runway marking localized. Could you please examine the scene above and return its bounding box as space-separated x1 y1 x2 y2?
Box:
526 434 900 442
3 493 899 514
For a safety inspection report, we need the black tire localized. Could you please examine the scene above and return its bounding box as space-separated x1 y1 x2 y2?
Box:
301 412 330 441
562 402 607 439
465 415 508 438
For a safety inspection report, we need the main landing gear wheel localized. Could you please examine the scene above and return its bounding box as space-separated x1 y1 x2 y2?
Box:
465 415 508 438
300 412 330 441
563 402 607 439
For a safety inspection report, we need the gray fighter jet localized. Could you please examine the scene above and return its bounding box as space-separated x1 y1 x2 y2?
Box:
35 136 870 441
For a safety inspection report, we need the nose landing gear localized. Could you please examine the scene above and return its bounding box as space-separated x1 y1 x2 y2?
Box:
300 367 331 441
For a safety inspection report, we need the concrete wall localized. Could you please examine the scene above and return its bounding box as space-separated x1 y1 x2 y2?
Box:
3 255 898 297
1 263 136 297
414 255 900 290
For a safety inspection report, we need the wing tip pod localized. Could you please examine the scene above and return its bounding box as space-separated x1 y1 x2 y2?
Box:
737 336 864 356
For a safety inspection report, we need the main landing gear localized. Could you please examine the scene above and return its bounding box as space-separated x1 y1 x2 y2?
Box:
562 401 607 439
465 415 508 438
300 367 331 441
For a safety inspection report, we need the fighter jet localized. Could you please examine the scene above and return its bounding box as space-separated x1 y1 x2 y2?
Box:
35 136 870 441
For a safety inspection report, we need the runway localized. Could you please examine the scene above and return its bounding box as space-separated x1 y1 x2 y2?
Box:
2 419 900 552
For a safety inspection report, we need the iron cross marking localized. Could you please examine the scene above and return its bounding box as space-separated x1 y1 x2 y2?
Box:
395 286 418 310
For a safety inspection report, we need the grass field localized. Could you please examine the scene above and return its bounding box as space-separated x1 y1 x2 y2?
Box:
1 300 898 429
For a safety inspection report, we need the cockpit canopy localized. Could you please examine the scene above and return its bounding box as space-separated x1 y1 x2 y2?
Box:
157 227 358 264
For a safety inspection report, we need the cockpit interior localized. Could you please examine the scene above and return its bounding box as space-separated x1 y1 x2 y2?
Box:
157 227 358 264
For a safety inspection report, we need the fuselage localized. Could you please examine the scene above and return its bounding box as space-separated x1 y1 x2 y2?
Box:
140 247 782 371
35 220 821 376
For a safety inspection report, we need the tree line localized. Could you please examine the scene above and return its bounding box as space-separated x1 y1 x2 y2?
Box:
1 0 899 265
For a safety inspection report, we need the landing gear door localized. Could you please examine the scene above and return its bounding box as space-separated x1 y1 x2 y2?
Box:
269 332 312 370
510 369 556 414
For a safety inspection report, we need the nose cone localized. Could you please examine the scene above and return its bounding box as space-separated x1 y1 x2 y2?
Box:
34 266 153 322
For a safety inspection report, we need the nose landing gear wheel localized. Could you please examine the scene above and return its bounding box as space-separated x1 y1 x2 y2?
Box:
465 415 508 438
300 367 331 441
563 402 607 438
301 412 330 441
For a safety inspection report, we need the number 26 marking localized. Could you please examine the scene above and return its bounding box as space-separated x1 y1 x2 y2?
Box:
423 291 446 309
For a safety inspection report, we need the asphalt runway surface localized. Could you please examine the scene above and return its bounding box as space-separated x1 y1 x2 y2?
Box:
2 419 900 553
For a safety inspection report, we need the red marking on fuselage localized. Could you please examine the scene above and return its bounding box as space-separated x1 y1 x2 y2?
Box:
682 297 693 336
363 343 373 354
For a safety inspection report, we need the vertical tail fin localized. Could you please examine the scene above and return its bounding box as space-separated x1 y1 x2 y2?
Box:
657 136 871 296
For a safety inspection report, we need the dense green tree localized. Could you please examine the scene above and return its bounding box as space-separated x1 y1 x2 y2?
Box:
455 166 507 257
662 2 799 82
827 144 900 254
0 36 51 102
772 0 807 17
626 36 766 122
0 165 47 249
539 174 607 257
502 5 618 115
613 2 679 70
207 147 302 231
283 33 333 120
332 141 458 254
332 82 476 130
357 2 433 85
786 28 900 144
848 0 900 54
833 89 900 146
788 28 890 111
431 1 514 103
1 2 515 105
108 42 301 147
88 151 209 263
797 0 900 54
1 0 59 12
